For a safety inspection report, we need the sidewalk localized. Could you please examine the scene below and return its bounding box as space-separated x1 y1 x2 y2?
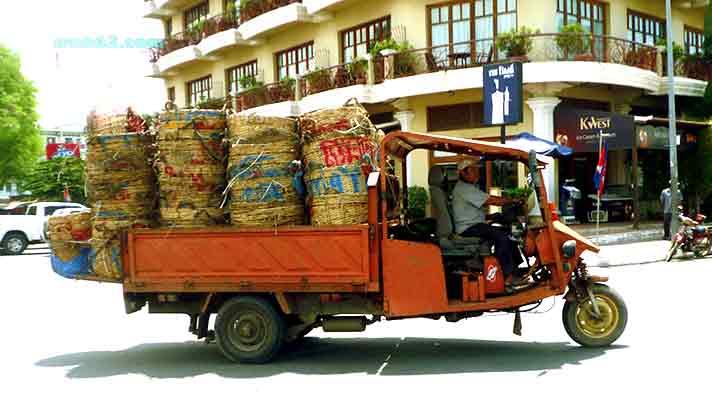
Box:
574 221 663 246
581 240 669 268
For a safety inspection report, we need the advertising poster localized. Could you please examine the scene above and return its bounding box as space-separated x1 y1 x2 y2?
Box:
483 62 523 126
46 143 81 160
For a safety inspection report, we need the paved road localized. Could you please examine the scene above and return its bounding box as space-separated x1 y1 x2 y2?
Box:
1 250 709 399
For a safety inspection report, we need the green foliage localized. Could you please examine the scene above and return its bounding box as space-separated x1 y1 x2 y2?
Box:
406 186 429 219
305 68 331 88
239 74 263 91
280 75 295 87
496 26 540 58
502 187 533 199
369 38 412 57
556 23 591 58
704 2 712 60
0 44 42 186
346 58 367 81
20 157 86 203
655 38 686 61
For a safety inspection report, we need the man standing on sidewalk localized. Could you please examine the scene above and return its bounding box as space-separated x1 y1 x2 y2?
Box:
661 183 682 240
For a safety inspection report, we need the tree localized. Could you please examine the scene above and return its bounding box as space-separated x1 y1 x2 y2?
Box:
21 157 86 204
0 44 42 185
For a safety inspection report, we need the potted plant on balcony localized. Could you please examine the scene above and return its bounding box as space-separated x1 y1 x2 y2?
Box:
496 26 539 62
225 1 239 25
238 0 263 22
555 23 592 61
304 68 333 95
345 58 368 85
267 77 295 103
239 75 265 109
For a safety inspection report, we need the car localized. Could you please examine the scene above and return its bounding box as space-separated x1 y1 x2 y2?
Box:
42 207 91 242
0 202 88 255
0 202 32 215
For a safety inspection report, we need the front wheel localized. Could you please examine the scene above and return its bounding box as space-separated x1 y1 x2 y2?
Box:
563 283 627 347
214 296 286 364
1 233 28 256
665 242 680 262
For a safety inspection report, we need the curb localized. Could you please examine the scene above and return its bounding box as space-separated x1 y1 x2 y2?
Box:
589 229 663 246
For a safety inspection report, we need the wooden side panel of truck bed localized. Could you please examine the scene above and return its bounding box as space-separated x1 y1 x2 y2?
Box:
123 226 377 293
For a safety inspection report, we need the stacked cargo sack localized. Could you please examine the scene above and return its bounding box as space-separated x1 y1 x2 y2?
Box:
226 115 305 227
86 109 155 281
47 211 94 279
300 100 380 225
156 110 227 227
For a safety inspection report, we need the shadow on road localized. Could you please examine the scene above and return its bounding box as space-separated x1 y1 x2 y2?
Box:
36 337 621 379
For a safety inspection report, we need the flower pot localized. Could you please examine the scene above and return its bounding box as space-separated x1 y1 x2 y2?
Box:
508 55 529 63
574 53 595 62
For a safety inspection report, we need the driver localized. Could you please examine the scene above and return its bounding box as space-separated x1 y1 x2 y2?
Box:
452 159 523 285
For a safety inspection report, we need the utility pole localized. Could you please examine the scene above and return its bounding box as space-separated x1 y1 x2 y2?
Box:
665 0 681 233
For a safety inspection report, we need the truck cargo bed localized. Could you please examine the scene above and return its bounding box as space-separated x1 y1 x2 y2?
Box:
123 225 377 293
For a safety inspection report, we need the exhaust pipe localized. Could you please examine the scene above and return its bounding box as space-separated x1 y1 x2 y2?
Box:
321 316 368 332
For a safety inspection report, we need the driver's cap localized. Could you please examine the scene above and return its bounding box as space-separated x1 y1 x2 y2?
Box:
457 159 477 171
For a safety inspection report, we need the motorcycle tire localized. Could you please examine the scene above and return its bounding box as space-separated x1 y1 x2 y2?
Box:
665 242 680 262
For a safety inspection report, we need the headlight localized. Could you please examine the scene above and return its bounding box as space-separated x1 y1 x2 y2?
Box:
562 240 577 259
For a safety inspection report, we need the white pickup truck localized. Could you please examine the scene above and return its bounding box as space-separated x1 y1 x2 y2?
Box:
0 202 87 255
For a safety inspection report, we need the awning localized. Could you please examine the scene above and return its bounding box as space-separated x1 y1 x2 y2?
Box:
634 116 711 131
505 132 573 158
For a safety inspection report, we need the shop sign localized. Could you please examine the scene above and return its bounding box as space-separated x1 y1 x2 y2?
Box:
483 62 523 126
637 125 669 149
46 143 80 160
554 109 635 152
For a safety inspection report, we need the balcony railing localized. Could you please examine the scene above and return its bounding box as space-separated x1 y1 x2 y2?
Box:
677 56 712 81
222 33 669 112
149 12 240 63
383 34 657 80
239 0 302 23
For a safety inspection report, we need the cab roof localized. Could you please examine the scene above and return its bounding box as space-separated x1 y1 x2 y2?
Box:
382 131 550 165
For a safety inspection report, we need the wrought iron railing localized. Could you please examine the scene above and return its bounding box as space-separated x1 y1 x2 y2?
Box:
677 56 712 81
149 12 239 63
239 0 302 23
229 33 667 112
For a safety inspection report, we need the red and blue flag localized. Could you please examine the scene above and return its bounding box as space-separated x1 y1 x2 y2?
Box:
593 142 608 196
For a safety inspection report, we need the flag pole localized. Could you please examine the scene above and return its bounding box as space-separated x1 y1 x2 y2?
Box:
596 132 602 237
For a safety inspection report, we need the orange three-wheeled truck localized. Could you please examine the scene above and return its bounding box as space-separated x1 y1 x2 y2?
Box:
115 131 626 363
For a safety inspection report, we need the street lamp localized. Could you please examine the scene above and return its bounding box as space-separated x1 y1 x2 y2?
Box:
665 0 681 234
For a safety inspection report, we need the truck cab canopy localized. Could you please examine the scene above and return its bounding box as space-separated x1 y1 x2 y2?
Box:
381 131 550 165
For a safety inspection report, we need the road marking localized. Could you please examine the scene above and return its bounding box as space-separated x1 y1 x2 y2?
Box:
376 337 405 375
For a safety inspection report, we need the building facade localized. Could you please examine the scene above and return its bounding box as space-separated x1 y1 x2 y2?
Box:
144 0 711 221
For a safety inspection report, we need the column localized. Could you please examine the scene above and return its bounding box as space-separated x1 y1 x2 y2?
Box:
526 97 561 204
394 110 416 186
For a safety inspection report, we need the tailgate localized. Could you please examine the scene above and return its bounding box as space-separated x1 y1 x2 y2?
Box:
123 226 375 293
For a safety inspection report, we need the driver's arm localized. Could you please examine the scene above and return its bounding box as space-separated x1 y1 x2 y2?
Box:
484 195 517 207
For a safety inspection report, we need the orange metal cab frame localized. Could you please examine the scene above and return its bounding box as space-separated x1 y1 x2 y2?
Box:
377 131 600 318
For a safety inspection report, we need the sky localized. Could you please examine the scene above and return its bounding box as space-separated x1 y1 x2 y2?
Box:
0 0 166 132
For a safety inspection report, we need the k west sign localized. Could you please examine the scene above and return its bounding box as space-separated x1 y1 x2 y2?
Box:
554 109 635 152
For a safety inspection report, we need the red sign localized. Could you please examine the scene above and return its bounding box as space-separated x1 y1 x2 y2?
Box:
46 143 80 160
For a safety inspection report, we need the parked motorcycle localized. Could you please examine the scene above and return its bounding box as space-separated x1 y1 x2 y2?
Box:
665 209 711 262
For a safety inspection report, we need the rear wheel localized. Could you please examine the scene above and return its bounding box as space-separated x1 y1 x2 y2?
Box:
214 296 286 364
1 233 28 256
563 284 627 347
665 242 680 262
